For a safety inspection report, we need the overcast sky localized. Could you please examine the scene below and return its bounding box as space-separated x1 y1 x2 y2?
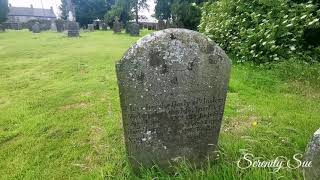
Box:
9 0 155 18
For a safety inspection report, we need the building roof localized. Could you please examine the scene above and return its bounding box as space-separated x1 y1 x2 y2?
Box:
8 6 56 18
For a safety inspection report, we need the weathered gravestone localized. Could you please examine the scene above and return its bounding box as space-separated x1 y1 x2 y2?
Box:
102 23 108 30
0 24 5 32
32 22 41 33
116 29 231 171
88 24 94 32
304 128 320 180
68 21 80 37
129 23 140 36
113 17 121 33
55 19 65 32
158 20 166 30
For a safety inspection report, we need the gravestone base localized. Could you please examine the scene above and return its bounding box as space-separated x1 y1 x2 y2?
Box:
116 28 231 171
304 129 320 180
68 21 80 37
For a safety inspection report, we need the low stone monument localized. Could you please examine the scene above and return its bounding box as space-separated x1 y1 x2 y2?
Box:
129 23 140 36
55 19 65 32
158 20 166 30
67 21 80 37
32 22 41 33
116 29 231 171
88 24 94 32
0 24 5 32
102 23 108 30
113 17 121 33
304 128 320 180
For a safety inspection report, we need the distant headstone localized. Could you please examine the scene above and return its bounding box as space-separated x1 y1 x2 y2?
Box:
55 20 65 32
102 23 108 30
32 22 41 33
0 24 5 32
116 29 231 171
51 22 57 31
88 24 94 32
125 23 133 34
113 17 121 33
129 23 140 36
304 128 320 180
158 20 166 30
68 21 80 37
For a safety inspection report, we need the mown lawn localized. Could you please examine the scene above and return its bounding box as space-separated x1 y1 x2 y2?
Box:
0 30 319 179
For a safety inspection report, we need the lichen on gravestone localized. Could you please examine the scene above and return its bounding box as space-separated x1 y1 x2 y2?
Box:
116 29 231 171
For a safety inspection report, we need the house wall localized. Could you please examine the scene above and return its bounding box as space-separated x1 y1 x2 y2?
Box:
7 16 56 23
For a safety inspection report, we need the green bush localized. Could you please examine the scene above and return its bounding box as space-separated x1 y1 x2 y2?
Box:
199 0 320 63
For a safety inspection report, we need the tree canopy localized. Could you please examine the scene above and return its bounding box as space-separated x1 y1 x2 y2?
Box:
0 0 9 24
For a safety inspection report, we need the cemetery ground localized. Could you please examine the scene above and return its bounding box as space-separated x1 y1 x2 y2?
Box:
0 30 319 180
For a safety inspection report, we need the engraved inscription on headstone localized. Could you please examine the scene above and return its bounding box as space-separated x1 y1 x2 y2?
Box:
304 128 320 180
116 29 231 170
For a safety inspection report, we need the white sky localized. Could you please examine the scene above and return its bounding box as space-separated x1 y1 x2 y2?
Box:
9 0 155 18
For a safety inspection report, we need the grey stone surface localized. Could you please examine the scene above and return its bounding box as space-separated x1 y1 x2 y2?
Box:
129 23 140 36
102 23 108 30
304 129 320 180
116 28 231 170
113 18 121 33
32 22 41 33
0 24 5 32
158 20 166 30
88 24 94 32
67 21 80 37
55 20 64 32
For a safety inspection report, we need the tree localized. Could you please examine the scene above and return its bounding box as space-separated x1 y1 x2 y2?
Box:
0 0 9 24
155 0 173 20
130 0 148 23
72 0 113 27
105 0 131 26
59 0 68 20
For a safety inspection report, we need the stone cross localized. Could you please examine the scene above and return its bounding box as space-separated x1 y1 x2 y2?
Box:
304 128 320 180
116 29 231 171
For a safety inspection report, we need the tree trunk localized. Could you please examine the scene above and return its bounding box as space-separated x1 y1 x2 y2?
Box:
135 4 138 23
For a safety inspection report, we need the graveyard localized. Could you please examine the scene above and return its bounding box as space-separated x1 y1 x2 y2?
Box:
0 29 319 179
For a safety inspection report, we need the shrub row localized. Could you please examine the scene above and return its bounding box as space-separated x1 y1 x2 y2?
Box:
199 0 320 63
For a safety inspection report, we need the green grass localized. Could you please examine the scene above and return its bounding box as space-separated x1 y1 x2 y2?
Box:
0 30 319 179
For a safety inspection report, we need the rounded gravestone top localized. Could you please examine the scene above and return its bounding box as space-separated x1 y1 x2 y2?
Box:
304 128 320 180
116 28 231 170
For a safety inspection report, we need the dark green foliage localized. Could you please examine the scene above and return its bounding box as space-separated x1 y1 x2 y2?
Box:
0 0 9 24
155 0 173 20
171 0 202 30
200 0 320 63
59 0 68 20
303 27 320 47
155 0 206 30
105 0 131 26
